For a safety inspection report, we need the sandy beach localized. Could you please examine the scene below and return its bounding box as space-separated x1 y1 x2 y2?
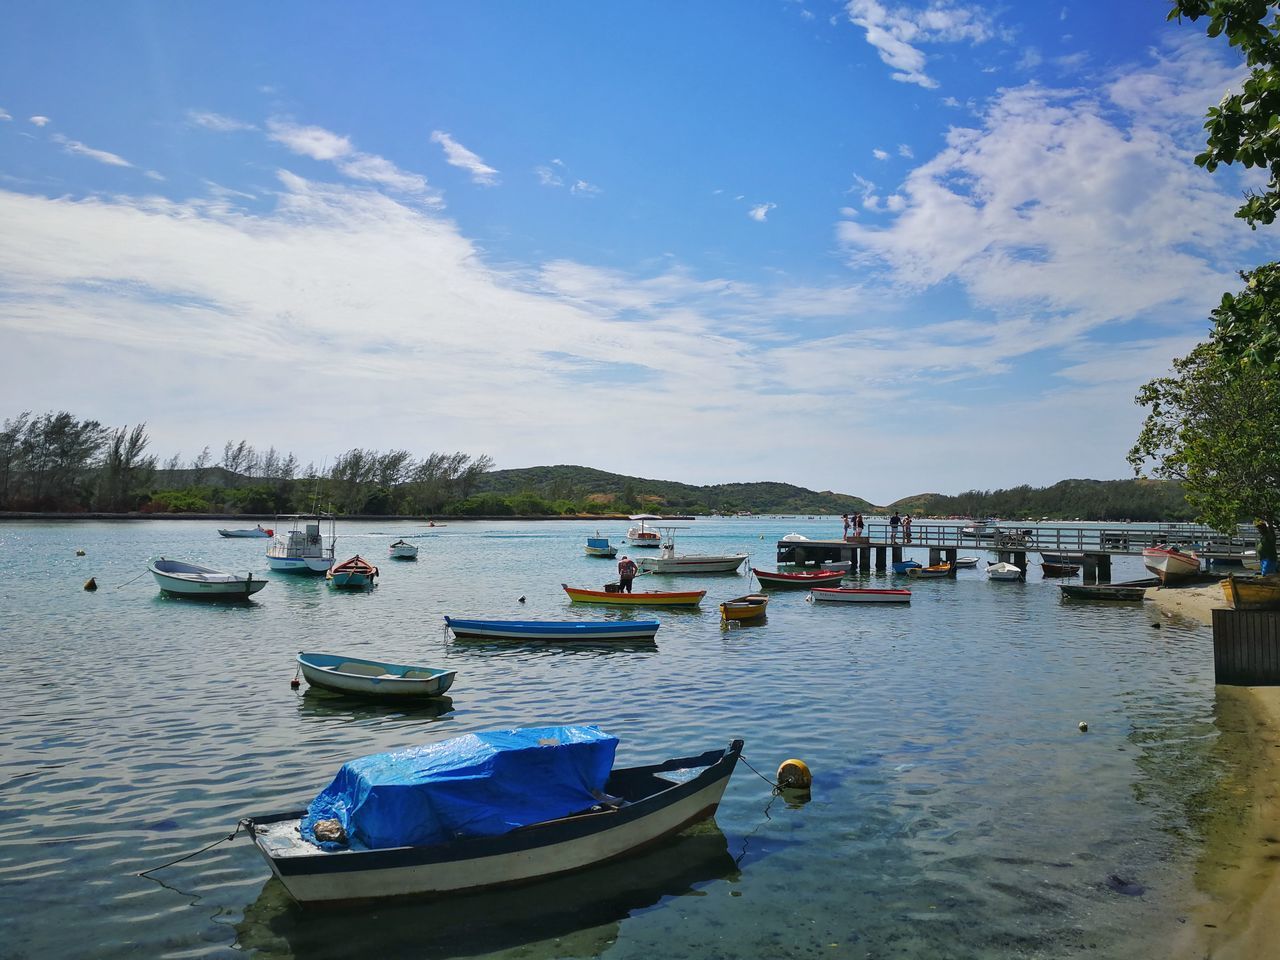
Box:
1146 582 1280 959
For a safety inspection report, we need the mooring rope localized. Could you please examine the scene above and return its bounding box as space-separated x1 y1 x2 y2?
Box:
138 819 248 877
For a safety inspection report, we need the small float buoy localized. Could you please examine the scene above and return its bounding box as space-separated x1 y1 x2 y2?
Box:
290 677 301 690
83 577 97 591
518 595 526 603
776 758 812 790
1151 622 1161 629
75 549 86 557
1078 721 1089 733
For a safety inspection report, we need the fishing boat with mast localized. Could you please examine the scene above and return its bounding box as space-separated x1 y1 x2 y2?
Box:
635 527 747 575
626 515 663 548
266 513 337 575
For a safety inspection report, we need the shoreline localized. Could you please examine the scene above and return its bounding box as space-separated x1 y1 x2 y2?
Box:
1146 582 1280 959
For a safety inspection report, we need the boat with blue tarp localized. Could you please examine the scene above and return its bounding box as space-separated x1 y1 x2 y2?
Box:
584 534 618 558
244 727 743 903
444 617 659 642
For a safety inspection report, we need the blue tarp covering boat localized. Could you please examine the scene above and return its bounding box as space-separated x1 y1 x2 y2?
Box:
301 725 618 850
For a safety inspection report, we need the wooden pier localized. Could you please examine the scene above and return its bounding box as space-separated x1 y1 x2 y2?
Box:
778 521 1258 583
1213 609 1280 685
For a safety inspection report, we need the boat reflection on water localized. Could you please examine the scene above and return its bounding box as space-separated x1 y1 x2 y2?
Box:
235 821 739 959
296 688 456 722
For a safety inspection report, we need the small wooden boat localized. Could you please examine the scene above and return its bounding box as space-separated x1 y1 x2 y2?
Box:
297 652 455 698
562 583 705 606
1041 561 1081 577
218 524 273 538
752 568 846 588
149 558 268 599
584 535 618 558
445 617 660 641
986 562 1022 581
1221 574 1280 611
388 539 419 559
1040 552 1083 566
810 587 911 604
327 555 379 589
907 562 955 579
1142 546 1202 583
953 556 980 568
245 734 743 904
1059 578 1156 601
892 560 922 574
719 594 769 621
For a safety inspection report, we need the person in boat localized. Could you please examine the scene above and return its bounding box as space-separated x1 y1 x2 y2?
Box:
889 511 901 542
617 555 638 593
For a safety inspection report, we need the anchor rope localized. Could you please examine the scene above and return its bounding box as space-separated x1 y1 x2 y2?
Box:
138 820 248 877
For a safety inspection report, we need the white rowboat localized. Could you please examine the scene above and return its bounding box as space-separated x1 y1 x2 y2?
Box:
149 558 268 599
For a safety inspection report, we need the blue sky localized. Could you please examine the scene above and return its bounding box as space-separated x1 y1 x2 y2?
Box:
0 1 1272 504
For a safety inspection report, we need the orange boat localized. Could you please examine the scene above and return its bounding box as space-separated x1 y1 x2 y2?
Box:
561 583 704 606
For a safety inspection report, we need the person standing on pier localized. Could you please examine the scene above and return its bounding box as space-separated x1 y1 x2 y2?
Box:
1257 521 1277 576
843 514 851 540
854 513 864 539
903 514 913 543
890 511 901 542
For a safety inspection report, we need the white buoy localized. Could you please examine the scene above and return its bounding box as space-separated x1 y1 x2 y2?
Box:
1078 721 1088 732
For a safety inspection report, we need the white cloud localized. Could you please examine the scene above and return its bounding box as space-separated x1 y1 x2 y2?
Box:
873 148 890 160
268 119 441 204
29 116 50 127
188 110 256 132
845 0 998 88
51 134 132 167
898 143 914 159
748 202 776 222
0 108 11 121
145 170 165 182
535 165 563 187
571 179 601 196
430 130 499 186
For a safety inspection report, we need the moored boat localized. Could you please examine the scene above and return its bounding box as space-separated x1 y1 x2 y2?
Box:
328 555 379 589
907 562 955 579
1221 574 1280 611
297 652 455 698
584 535 618 558
626 514 663 548
1059 578 1156 601
719 594 769 622
444 617 660 642
953 556 980 568
892 559 922 574
218 524 273 538
389 539 419 559
267 514 337 574
1142 546 1202 583
562 583 705 606
243 728 743 903
148 557 268 599
1040 561 1081 577
810 587 911 604
752 568 845 588
986 561 1022 581
636 528 747 574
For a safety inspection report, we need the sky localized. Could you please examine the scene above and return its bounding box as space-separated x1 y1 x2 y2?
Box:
0 1 1274 505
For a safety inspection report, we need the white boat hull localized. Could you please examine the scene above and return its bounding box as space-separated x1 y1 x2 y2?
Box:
389 544 419 559
149 559 268 598
248 742 741 903
637 554 747 574
268 555 333 574
810 588 910 603
1142 548 1201 583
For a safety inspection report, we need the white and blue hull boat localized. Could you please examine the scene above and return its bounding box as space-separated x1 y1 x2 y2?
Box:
149 558 268 600
266 514 336 575
297 652 455 699
245 739 742 903
444 617 660 642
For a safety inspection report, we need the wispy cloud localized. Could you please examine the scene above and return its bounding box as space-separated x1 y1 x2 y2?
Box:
188 109 256 132
748 202 776 222
51 134 132 167
0 108 11 122
430 131 499 186
571 179 601 196
873 148 890 160
535 164 563 187
267 119 441 204
535 157 599 196
29 115 50 127
898 143 914 159
845 0 998 88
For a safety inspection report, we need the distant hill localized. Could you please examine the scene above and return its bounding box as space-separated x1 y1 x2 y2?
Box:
472 465 877 515
886 478 1193 523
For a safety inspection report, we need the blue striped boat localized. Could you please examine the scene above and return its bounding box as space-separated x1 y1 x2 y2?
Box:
444 617 659 642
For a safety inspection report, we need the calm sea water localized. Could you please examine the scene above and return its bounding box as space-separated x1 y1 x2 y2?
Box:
0 518 1235 959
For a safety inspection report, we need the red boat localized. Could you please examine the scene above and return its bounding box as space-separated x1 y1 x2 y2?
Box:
751 568 846 588
327 554 379 589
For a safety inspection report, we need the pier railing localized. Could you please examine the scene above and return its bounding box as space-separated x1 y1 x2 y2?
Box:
847 522 1257 559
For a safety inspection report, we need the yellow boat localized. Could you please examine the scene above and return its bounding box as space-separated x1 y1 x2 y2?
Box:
719 593 769 622
561 583 705 606
1221 574 1280 611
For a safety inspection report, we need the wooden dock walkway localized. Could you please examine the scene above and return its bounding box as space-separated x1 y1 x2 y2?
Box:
778 521 1257 582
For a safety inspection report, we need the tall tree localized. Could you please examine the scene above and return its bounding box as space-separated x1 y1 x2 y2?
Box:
0 412 31 508
1129 340 1280 531
97 424 157 511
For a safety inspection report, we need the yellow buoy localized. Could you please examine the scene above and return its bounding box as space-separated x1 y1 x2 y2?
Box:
84 577 98 591
776 758 812 789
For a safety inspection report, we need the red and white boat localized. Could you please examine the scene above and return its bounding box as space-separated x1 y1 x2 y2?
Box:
810 587 911 604
751 568 846 588
1142 546 1201 583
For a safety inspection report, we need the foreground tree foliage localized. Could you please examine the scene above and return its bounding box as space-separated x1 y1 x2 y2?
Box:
1129 341 1280 531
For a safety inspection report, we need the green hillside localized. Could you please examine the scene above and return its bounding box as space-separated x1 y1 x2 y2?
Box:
472 465 877 515
887 478 1193 522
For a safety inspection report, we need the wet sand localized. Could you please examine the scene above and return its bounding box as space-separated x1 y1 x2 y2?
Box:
1146 581 1280 959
